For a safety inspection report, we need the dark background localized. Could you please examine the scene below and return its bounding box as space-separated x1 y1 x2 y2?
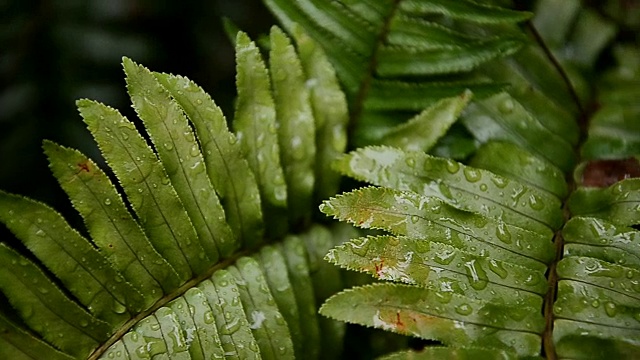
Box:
0 0 274 212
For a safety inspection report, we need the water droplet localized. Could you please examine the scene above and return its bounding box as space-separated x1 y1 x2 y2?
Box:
104 198 112 206
495 223 512 244
405 158 416 168
488 260 508 279
195 99 203 105
479 184 488 192
498 98 514 114
410 215 420 224
491 177 508 188
464 260 488 290
604 302 617 317
463 168 482 182
438 182 454 200
204 310 215 324
455 303 473 315
161 177 170 185
189 145 199 157
434 290 452 304
528 194 544 210
112 302 127 314
591 300 600 308
445 159 460 174
35 229 45 237
163 142 174 151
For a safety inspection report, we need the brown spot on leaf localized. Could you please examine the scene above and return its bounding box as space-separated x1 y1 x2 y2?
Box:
395 311 405 330
77 161 91 173
375 260 385 277
582 158 640 187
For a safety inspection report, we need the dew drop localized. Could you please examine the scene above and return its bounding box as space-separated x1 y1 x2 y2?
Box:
491 177 508 188
35 229 46 237
498 98 514 114
445 159 460 174
479 184 488 192
112 302 127 314
189 145 199 157
104 198 112 206
463 168 482 182
405 157 416 168
163 142 174 151
528 194 544 210
495 223 512 244
455 303 473 316
488 259 508 279
604 302 617 317
204 310 215 324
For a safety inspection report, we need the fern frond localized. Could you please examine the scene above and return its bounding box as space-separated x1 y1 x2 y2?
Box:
0 26 349 360
263 0 530 145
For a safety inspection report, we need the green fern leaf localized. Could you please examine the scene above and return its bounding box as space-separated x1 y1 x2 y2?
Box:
43 141 177 302
0 192 144 324
269 26 317 227
124 58 234 261
78 99 199 281
233 31 289 237
153 72 264 248
320 282 543 357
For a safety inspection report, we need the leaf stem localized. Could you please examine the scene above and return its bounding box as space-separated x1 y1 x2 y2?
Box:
349 0 401 141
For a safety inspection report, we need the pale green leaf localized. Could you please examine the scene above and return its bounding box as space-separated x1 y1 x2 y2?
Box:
182 288 225 360
154 307 190 359
328 235 547 297
270 26 316 226
124 57 231 265
280 235 320 360
320 283 543 357
228 258 295 360
320 186 554 270
198 272 260 360
254 245 303 359
153 72 263 251
334 146 562 234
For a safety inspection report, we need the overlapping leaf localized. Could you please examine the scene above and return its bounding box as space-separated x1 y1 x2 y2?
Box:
263 0 531 145
0 26 349 360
